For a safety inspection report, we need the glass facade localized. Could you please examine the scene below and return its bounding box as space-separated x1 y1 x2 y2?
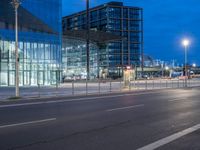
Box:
63 2 143 78
0 0 62 86
62 38 98 79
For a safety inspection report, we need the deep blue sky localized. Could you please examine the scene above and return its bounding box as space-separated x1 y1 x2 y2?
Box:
62 0 200 65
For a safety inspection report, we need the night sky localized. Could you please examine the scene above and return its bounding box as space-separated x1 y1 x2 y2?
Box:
62 0 200 65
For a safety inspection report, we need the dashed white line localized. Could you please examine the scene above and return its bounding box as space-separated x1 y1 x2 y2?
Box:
0 118 56 129
137 123 200 150
106 104 144 112
169 98 188 102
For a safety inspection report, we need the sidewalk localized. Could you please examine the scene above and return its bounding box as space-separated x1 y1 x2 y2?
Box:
0 79 200 101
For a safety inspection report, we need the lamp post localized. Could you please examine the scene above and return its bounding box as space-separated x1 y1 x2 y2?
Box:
86 0 90 80
11 0 20 97
182 39 190 87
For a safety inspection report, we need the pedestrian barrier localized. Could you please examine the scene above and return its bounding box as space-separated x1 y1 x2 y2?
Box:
1 78 200 100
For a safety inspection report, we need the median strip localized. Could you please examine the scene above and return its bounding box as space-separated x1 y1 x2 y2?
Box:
0 118 56 129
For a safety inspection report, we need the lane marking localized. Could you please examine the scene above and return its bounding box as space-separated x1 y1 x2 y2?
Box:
0 118 56 129
169 98 188 102
137 123 200 150
0 91 163 108
106 104 144 112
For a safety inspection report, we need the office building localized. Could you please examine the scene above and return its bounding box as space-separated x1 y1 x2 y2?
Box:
63 1 143 78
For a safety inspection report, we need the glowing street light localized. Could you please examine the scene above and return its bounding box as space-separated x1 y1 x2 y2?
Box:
182 39 189 47
192 63 196 67
182 38 190 87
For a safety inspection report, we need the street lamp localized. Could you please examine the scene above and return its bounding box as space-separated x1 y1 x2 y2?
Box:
182 39 190 87
86 0 90 80
11 0 20 97
165 66 169 70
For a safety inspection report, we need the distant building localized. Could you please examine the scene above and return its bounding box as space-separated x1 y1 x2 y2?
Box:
62 1 143 78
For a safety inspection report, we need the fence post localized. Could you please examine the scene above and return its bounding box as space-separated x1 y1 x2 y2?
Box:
86 79 88 95
98 79 100 94
110 79 112 92
188 79 190 87
145 80 147 90
72 81 74 96
56 82 58 97
38 84 40 98
160 80 162 89
120 79 122 92
153 80 155 89
172 80 173 88
178 79 180 88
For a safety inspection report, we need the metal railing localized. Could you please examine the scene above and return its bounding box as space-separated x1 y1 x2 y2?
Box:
0 78 200 100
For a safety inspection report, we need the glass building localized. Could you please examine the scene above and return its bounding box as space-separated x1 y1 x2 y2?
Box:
0 0 62 86
62 38 98 79
63 2 143 78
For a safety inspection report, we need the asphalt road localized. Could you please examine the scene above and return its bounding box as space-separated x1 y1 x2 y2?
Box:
0 88 200 150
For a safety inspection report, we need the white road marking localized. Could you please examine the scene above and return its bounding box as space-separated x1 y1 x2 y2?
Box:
0 91 162 108
106 104 144 112
0 118 56 129
169 98 188 102
137 123 200 150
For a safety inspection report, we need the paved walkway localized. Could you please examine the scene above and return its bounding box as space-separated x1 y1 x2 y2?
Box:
0 79 200 101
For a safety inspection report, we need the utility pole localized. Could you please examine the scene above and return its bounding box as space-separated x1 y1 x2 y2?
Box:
11 0 20 97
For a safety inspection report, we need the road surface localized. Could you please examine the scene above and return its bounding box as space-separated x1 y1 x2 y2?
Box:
0 88 200 150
